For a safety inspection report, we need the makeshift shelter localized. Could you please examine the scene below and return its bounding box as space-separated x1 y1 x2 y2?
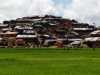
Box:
84 37 100 48
0 24 8 28
90 30 100 37
16 35 40 48
0 31 17 48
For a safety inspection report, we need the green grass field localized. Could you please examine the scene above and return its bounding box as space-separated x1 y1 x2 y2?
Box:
0 48 100 75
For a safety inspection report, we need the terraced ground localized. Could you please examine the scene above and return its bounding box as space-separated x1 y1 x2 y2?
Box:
0 48 100 75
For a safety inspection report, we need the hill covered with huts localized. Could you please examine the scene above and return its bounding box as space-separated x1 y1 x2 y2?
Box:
0 15 99 48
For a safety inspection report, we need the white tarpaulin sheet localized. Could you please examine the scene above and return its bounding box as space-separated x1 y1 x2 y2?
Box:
17 35 37 38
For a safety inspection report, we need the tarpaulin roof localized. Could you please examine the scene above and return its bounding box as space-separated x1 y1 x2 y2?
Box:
73 28 93 31
90 30 100 35
70 41 81 45
0 31 17 35
85 37 100 42
16 35 37 38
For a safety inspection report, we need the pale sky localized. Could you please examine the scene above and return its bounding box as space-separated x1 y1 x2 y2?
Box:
0 0 100 26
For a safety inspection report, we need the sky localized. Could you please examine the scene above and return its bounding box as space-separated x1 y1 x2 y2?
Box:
0 0 100 26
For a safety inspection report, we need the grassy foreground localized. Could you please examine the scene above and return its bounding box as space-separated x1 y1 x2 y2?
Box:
0 48 100 75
